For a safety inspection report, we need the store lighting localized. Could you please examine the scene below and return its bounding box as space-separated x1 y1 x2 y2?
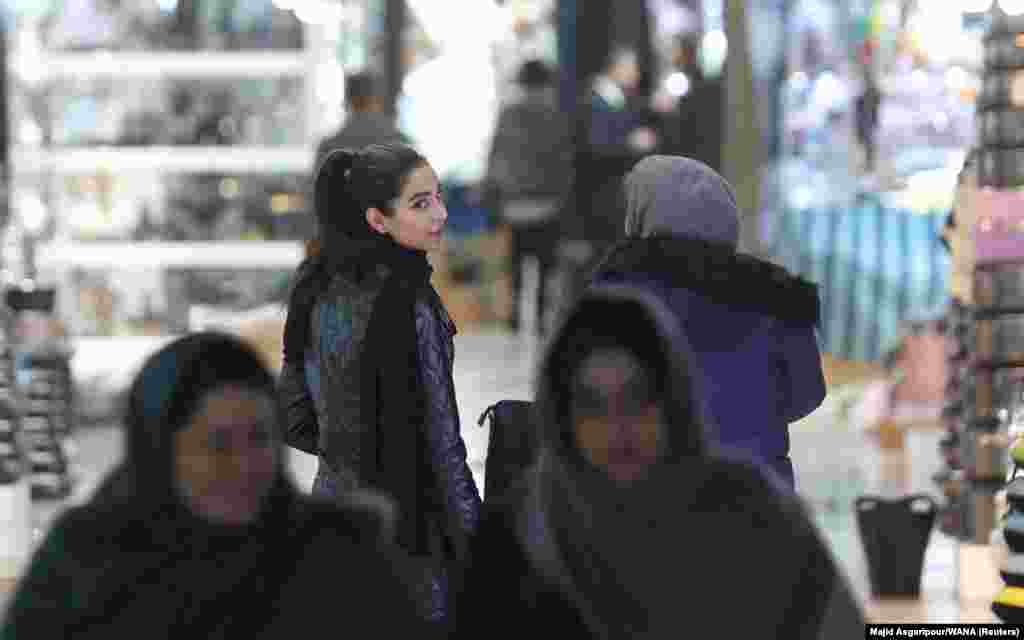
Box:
18 193 48 237
665 72 691 97
961 0 993 13
945 66 969 91
294 1 346 25
700 29 728 78
1002 0 1024 15
219 178 241 199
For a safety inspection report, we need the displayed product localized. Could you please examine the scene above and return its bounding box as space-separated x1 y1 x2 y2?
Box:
979 17 1024 188
995 477 1024 621
47 78 306 148
3 283 75 501
44 1 304 52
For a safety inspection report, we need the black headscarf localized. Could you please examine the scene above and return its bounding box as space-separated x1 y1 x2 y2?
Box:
523 286 862 638
96 331 292 527
283 145 434 554
73 332 304 635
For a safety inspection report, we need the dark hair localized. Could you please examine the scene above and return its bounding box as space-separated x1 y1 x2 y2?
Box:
605 45 637 72
518 59 554 88
345 71 382 108
284 143 428 360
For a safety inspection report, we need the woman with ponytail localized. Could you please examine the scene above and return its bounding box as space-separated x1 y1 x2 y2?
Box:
278 144 481 628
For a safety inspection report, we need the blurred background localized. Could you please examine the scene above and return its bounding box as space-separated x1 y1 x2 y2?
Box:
0 0 1017 624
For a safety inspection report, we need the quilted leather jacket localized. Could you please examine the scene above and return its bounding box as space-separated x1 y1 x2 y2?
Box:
278 276 481 561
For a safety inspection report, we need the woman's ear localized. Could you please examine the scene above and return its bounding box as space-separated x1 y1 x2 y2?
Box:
365 208 389 236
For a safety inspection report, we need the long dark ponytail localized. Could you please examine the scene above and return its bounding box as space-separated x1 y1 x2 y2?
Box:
284 143 427 361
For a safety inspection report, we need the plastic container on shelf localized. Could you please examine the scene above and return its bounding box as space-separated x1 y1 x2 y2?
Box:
975 312 1024 361
968 188 1024 261
984 36 1024 71
978 147 1024 189
980 70 1024 110
976 261 1024 309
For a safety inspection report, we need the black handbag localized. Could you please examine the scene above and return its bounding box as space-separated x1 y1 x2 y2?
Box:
477 400 538 502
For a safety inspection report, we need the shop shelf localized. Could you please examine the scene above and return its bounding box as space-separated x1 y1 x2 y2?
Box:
12 146 313 175
35 241 304 270
41 51 307 79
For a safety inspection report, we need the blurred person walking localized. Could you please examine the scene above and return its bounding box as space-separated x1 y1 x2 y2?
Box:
278 144 481 629
0 332 427 639
484 59 573 334
591 156 825 488
663 33 724 173
316 71 410 168
455 285 863 638
577 46 661 262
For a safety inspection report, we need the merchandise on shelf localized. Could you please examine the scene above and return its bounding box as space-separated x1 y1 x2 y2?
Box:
44 1 304 52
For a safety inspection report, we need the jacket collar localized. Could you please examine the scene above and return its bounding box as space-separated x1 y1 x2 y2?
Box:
593 234 820 326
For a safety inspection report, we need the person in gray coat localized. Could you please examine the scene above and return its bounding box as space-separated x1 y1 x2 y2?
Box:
485 59 573 332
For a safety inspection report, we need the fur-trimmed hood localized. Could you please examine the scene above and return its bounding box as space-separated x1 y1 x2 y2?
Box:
593 234 820 327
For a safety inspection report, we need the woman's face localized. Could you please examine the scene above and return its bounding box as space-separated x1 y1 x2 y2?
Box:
174 385 280 525
570 348 666 485
368 163 447 253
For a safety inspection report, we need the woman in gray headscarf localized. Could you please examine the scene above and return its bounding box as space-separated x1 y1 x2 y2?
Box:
455 285 862 639
591 155 826 488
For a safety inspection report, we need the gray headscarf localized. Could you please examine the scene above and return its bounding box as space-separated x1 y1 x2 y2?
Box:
622 155 740 248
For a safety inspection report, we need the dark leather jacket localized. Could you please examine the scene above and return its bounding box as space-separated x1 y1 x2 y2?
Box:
278 282 481 559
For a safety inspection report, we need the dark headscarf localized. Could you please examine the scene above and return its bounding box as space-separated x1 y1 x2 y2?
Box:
68 333 305 634
522 286 863 638
93 331 293 535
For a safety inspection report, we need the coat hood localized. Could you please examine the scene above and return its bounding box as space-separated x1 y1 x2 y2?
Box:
536 284 710 464
593 233 820 327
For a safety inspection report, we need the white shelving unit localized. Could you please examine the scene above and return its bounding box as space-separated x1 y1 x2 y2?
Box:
41 51 308 78
13 146 314 174
6 10 356 337
36 241 304 270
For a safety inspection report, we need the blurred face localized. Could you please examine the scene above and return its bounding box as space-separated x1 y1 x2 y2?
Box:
367 163 447 253
174 385 280 526
570 348 666 485
610 53 641 93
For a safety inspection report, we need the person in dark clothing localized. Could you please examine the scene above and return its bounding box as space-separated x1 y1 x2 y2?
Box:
455 285 864 639
666 33 724 173
485 59 573 333
591 155 826 489
577 46 659 262
854 71 882 173
0 332 428 639
277 143 481 629
315 71 410 168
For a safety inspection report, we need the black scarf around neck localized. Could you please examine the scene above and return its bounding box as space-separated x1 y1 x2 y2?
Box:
285 232 434 554
358 239 435 555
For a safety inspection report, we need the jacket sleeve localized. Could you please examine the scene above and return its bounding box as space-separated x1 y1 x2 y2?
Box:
778 321 827 424
277 355 319 455
0 515 76 639
414 301 482 551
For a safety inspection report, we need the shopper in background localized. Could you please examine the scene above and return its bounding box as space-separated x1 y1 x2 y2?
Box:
315 71 410 168
0 332 426 639
456 285 863 638
279 144 481 629
591 156 825 488
484 59 573 333
576 46 661 276
664 33 723 173
854 69 882 174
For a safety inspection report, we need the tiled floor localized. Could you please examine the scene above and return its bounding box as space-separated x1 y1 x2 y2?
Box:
0 332 1004 623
